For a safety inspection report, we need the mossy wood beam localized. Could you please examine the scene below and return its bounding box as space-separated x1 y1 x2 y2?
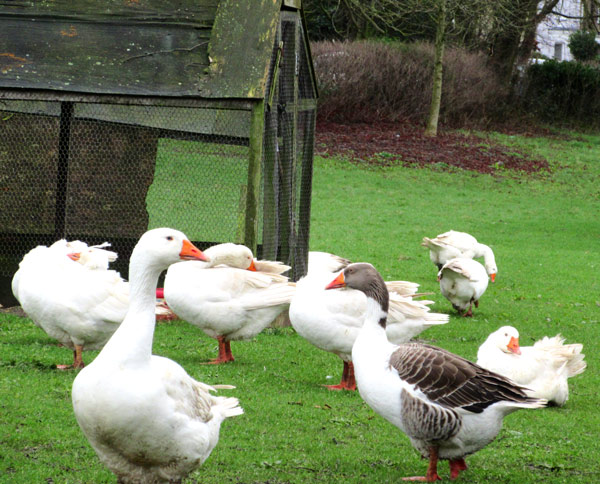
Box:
288 22 300 279
295 111 315 279
0 90 254 110
262 107 279 261
277 19 299 270
0 1 218 24
198 0 281 99
244 100 265 254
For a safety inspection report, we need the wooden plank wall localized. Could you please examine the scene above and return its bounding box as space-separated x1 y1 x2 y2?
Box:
0 1 218 95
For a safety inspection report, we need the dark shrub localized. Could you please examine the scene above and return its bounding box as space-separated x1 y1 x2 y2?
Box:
568 30 599 62
522 60 600 125
312 40 506 127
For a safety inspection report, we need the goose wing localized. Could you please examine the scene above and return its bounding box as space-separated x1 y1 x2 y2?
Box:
252 259 291 276
435 230 478 251
308 251 352 274
151 356 242 423
390 343 541 413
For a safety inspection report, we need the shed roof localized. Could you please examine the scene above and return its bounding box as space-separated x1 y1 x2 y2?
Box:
0 0 307 99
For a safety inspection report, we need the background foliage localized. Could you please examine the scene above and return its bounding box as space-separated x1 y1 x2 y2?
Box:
304 1 600 130
568 29 600 62
522 60 600 125
312 40 506 126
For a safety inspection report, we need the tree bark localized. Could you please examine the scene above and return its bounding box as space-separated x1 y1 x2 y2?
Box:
488 0 560 85
582 0 599 32
425 0 446 137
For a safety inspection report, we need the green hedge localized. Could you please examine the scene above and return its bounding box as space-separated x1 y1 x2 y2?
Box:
523 60 600 125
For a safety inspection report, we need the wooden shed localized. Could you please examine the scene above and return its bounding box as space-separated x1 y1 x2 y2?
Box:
0 0 318 305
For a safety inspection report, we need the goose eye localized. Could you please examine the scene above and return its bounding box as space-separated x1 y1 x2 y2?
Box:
166 236 173 241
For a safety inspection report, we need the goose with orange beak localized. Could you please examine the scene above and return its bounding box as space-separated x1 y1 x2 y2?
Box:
290 255 447 391
164 243 295 363
477 326 586 406
72 228 242 484
13 239 133 369
325 263 546 481
422 230 497 281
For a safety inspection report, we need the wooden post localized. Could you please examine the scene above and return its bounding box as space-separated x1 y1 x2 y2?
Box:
54 101 74 240
244 100 265 254
295 110 315 280
261 108 279 260
277 19 299 269
261 40 284 261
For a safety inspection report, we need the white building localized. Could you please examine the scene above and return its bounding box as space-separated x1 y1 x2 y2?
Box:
535 0 594 61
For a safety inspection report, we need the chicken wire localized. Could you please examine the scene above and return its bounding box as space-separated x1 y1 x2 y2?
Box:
0 12 316 305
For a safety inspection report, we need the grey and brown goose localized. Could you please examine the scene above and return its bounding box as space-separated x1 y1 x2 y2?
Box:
325 263 546 482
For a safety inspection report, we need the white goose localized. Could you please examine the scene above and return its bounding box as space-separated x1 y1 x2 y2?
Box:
12 240 130 369
164 243 295 363
309 251 423 296
66 241 176 322
477 326 586 406
438 257 489 317
422 230 497 281
308 251 352 273
67 241 118 270
290 253 447 390
325 263 546 481
72 228 243 484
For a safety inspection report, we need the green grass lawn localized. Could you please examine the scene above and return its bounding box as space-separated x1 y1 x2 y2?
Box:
147 138 251 242
1 130 599 483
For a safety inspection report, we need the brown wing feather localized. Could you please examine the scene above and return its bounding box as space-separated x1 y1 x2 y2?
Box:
390 343 534 413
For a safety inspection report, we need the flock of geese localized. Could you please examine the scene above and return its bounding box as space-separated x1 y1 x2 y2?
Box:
10 228 586 483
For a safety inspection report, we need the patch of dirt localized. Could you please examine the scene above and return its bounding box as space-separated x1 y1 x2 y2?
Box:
0 305 27 317
315 122 551 174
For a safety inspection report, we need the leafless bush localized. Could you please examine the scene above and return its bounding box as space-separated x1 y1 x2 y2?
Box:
312 40 506 127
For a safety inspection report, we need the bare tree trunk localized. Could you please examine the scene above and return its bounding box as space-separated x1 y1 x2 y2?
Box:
489 0 560 85
582 0 599 32
425 0 446 137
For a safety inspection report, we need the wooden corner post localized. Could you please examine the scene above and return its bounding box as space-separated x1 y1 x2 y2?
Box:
244 100 265 254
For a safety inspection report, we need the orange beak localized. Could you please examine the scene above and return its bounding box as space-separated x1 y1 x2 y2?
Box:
179 239 209 262
68 252 80 262
490 273 496 283
507 336 521 355
325 272 346 290
247 259 258 271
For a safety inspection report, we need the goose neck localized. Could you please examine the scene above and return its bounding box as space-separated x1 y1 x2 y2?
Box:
97 252 163 364
354 298 393 358
363 298 389 331
476 243 494 262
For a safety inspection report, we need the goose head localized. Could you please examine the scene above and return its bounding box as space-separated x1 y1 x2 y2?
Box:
479 246 497 282
131 228 208 274
325 262 389 325
488 326 521 355
203 243 257 271
485 262 498 283
67 246 118 270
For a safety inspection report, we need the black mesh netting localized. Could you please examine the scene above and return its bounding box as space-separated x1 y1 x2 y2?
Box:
0 12 316 305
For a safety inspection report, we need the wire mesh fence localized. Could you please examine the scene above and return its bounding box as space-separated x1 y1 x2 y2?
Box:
0 10 316 305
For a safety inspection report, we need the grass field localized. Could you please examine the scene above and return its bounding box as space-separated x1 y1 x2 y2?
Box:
0 129 598 483
147 138 250 242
